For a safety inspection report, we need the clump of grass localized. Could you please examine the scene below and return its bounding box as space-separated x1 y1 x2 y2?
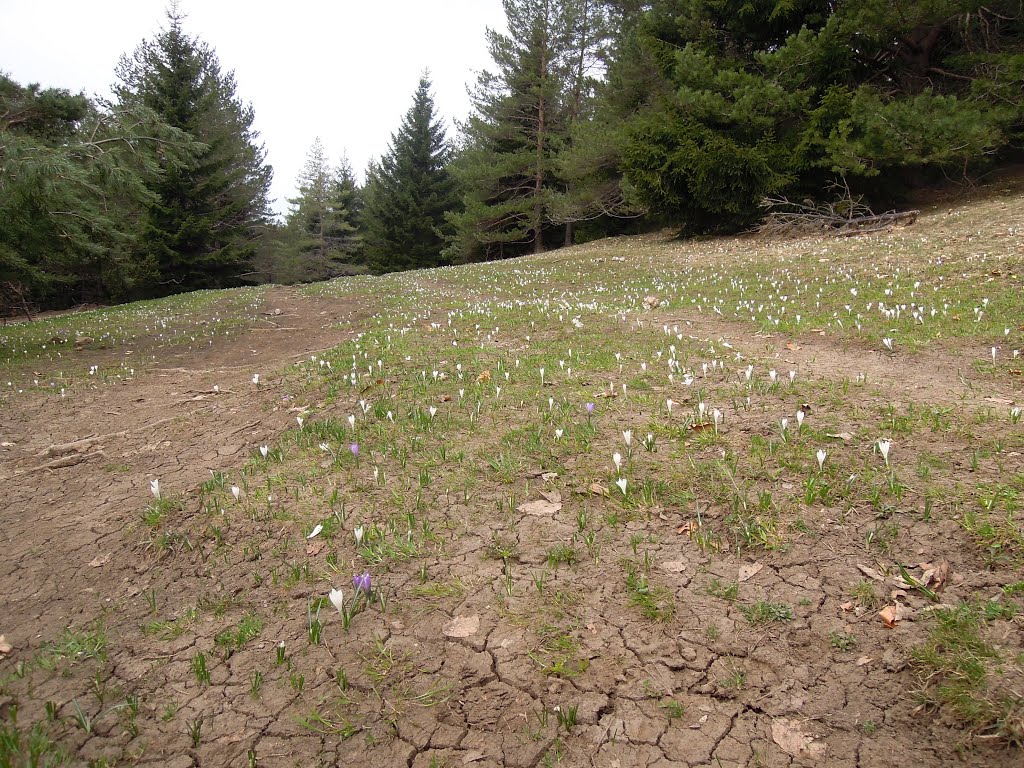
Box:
910 601 1024 744
214 612 262 655
485 534 519 561
36 624 107 670
706 579 739 602
960 508 1024 568
141 495 184 528
740 601 793 626
545 543 578 568
624 563 675 621
850 580 881 609
0 706 71 766
829 631 857 651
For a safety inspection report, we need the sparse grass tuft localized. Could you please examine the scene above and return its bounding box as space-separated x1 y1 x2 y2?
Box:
911 601 1024 744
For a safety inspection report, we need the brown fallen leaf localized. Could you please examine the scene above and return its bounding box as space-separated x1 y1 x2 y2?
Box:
738 563 764 582
0 635 11 656
827 432 854 442
88 553 111 568
589 483 609 497
786 342 801 351
661 561 687 573
878 603 912 628
462 751 486 765
305 540 326 557
476 370 491 384
856 656 874 667
879 605 898 628
540 490 562 504
927 559 950 591
688 422 712 433
857 564 885 582
677 521 694 535
541 472 558 481
771 718 827 759
443 615 480 639
594 390 618 398
840 601 854 612
518 497 562 516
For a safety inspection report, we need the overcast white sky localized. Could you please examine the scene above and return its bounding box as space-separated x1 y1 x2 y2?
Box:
1 0 507 217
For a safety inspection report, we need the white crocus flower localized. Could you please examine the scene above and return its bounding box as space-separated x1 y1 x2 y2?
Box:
329 588 345 616
816 449 827 471
878 439 891 466
149 479 161 499
354 525 365 547
231 485 241 501
615 477 628 496
613 452 622 472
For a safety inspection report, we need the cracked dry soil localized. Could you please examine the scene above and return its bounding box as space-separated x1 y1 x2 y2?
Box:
1 282 1022 768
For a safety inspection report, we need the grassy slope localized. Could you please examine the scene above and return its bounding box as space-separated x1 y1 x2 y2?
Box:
2 182 1023 764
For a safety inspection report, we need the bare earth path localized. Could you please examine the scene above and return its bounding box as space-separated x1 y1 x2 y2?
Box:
1 285 364 626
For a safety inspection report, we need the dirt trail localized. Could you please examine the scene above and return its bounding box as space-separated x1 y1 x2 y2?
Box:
0 287 363 634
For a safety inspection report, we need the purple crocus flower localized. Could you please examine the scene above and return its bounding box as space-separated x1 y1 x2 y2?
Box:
585 402 594 414
353 571 371 593
350 443 359 457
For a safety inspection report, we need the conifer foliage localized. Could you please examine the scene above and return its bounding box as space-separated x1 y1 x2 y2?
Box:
283 139 362 281
114 5 272 295
0 75 195 312
362 75 457 273
446 0 615 262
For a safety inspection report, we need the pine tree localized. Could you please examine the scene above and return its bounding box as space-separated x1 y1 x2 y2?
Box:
114 5 272 295
445 0 562 261
325 157 363 271
363 75 456 273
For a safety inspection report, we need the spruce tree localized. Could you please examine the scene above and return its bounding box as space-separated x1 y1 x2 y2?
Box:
114 5 272 295
446 0 614 260
362 75 456 273
285 139 362 280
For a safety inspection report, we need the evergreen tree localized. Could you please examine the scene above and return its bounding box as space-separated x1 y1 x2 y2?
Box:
446 0 615 260
599 0 1024 232
326 157 363 271
284 139 362 280
363 75 456 273
1 73 195 312
446 0 564 261
114 5 272 295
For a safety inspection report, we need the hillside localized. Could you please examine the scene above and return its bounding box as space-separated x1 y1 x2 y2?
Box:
1 183 1023 767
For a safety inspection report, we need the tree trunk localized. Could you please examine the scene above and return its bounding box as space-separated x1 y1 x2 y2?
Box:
534 14 548 255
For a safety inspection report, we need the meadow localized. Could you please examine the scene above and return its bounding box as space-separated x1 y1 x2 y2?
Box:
0 181 1022 767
